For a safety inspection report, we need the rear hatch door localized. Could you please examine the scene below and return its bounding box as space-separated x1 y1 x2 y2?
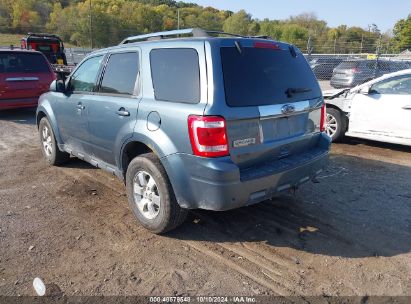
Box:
215 40 323 170
0 52 54 100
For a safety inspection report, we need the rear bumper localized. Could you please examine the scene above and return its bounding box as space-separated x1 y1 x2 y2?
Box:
162 132 331 211
0 97 39 110
330 76 354 88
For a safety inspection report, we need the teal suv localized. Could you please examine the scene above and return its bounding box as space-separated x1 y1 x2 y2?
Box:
36 28 331 233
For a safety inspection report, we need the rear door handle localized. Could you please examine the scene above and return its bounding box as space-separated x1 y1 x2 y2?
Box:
77 103 85 110
402 105 411 110
116 107 130 117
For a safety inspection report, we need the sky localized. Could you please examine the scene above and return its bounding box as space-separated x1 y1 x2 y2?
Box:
190 0 411 32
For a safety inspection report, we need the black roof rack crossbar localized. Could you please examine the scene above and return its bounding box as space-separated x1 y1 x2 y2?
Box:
205 30 245 38
119 28 272 45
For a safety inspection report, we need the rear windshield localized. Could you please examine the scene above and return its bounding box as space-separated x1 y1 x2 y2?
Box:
220 46 321 107
338 61 360 69
0 52 49 73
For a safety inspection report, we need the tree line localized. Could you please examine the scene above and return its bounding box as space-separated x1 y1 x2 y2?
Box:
0 0 410 53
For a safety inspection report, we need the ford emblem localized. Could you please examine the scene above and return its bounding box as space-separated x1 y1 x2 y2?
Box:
281 104 295 115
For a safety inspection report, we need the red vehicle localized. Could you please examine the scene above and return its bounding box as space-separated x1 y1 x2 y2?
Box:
0 49 56 110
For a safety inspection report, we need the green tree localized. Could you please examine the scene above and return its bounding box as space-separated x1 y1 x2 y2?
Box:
223 10 252 36
393 14 411 51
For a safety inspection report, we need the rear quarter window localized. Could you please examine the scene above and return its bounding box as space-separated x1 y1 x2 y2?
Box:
0 52 50 73
150 48 200 103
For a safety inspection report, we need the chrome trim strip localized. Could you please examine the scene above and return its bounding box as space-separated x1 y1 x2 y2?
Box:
258 100 310 120
6 77 39 82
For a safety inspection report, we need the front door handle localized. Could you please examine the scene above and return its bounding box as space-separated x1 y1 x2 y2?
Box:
402 105 411 110
116 107 130 117
77 103 85 110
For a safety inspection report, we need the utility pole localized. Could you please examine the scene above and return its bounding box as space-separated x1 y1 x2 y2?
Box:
360 34 364 54
306 36 313 56
89 0 93 49
177 9 180 30
376 33 382 55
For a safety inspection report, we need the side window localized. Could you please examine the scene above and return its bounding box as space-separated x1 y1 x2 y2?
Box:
371 75 411 95
150 48 200 103
71 55 103 93
99 52 139 95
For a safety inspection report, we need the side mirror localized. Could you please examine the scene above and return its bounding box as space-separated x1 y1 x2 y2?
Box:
359 86 370 95
49 79 66 93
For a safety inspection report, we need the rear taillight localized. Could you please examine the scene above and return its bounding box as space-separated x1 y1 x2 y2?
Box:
188 115 229 158
350 67 359 73
320 103 326 132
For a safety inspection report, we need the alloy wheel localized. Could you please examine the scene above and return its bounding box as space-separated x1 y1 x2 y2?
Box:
325 113 338 138
41 125 53 156
133 170 161 220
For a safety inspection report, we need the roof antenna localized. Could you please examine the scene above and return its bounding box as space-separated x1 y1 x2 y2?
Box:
234 41 242 54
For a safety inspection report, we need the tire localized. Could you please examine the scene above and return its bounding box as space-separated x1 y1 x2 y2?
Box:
38 117 70 166
325 108 346 142
126 152 188 234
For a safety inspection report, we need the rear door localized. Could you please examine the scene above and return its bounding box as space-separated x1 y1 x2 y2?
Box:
213 40 324 169
348 74 411 143
87 51 141 166
0 52 54 102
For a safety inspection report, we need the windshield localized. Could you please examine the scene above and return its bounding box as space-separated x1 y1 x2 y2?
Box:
0 53 50 73
220 46 321 107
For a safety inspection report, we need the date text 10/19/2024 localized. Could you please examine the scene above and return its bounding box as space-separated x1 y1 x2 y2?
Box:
149 296 257 303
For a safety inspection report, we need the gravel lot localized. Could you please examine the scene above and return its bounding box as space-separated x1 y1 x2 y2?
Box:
0 108 410 297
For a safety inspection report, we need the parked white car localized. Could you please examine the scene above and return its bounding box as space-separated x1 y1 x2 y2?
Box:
323 69 411 146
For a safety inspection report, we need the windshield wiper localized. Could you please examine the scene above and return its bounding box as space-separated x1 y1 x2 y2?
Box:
285 87 312 98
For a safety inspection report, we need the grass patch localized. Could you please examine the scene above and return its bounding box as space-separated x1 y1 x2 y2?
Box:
0 33 23 47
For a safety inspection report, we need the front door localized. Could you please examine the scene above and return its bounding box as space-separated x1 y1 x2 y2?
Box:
348 74 411 144
55 55 104 154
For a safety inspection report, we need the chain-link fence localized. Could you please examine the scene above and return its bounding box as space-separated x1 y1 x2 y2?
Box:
2 39 411 91
64 48 94 65
0 45 93 65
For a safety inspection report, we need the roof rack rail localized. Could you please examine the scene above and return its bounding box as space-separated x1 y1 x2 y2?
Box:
119 28 272 45
120 28 209 44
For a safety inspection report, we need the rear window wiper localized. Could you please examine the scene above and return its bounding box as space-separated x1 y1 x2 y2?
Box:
285 87 312 98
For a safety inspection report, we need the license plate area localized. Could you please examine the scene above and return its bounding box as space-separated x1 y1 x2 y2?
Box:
261 114 307 142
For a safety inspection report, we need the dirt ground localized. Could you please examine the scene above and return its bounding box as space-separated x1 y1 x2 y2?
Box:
0 108 410 298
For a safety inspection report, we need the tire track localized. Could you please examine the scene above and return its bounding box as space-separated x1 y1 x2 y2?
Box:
57 164 305 296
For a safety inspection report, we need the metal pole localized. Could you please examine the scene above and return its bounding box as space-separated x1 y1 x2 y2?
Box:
360 34 363 54
89 0 93 49
177 9 180 30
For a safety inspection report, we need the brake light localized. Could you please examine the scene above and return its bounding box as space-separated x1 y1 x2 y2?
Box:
320 103 326 132
350 67 359 73
253 42 281 50
188 115 229 158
